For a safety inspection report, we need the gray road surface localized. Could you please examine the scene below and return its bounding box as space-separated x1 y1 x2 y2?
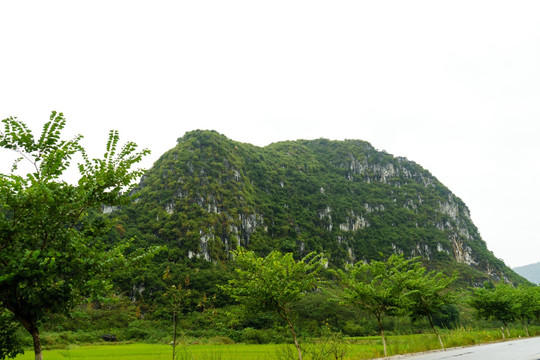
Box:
387 337 540 360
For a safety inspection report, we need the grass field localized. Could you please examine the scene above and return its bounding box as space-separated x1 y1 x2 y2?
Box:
13 344 282 360
12 343 380 360
13 327 540 360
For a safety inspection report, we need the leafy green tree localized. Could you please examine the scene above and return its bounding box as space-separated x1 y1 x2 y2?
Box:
469 283 515 339
511 285 538 337
532 286 540 324
403 266 457 349
0 112 151 360
338 254 417 357
220 248 325 360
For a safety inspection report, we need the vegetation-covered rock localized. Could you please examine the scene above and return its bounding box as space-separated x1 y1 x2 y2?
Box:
116 130 522 289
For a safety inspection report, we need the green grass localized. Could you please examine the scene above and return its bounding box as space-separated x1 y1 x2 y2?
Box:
13 343 279 360
14 327 540 360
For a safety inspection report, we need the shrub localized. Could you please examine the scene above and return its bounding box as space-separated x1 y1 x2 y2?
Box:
127 321 152 340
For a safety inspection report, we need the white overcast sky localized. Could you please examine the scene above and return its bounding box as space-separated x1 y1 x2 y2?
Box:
1 1 539 268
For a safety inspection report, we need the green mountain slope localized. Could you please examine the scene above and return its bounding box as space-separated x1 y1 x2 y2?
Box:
118 130 522 286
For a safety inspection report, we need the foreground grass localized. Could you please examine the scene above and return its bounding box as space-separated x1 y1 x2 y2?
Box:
13 344 279 360
14 327 540 360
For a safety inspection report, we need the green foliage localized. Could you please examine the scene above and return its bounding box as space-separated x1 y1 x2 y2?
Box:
239 328 280 344
162 269 218 360
110 129 522 305
402 265 458 348
302 323 350 360
338 254 419 356
7 328 540 360
431 304 460 329
221 249 325 315
98 124 528 352
0 112 152 359
291 285 357 333
221 248 325 360
468 283 516 335
511 285 539 336
339 254 416 319
92 130 527 343
6 126 530 354
0 309 24 359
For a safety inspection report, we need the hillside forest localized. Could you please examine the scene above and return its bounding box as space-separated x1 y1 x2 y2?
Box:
1 114 538 360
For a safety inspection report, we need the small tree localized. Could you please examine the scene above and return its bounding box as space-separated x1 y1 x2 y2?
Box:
339 254 417 357
512 285 537 337
164 271 192 360
469 283 515 339
163 269 216 360
220 248 325 360
0 112 151 360
532 286 540 324
403 265 457 349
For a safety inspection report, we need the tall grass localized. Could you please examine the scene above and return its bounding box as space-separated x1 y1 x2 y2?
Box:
348 325 540 358
14 326 540 360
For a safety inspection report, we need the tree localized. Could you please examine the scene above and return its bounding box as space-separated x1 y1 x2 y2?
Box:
531 286 540 324
403 266 457 349
469 283 515 339
0 112 151 360
220 248 325 360
162 269 216 360
338 254 417 357
164 271 192 360
511 285 538 337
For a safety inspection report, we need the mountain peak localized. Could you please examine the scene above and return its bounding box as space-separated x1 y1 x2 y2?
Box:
127 131 525 285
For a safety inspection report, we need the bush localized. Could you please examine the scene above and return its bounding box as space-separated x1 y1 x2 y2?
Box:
127 321 153 340
240 328 274 344
342 321 367 337
433 304 460 329
0 310 24 359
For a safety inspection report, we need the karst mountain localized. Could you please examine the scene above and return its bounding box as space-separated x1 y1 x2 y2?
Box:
111 130 523 285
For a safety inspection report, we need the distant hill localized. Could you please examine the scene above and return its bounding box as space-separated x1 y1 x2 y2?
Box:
513 262 540 284
113 130 526 289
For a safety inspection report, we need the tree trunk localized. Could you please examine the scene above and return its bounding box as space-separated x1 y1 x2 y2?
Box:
427 313 444 350
521 318 529 337
287 318 303 360
14 314 43 360
280 311 302 360
172 309 177 360
30 327 43 360
500 327 505 340
376 316 387 357
502 321 510 339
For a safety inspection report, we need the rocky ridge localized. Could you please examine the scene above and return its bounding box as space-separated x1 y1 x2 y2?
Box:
122 130 523 285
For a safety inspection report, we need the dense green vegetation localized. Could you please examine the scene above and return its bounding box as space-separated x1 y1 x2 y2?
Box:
120 130 521 280
221 249 325 360
0 114 155 360
12 327 540 360
339 254 418 356
469 283 540 338
2 125 536 360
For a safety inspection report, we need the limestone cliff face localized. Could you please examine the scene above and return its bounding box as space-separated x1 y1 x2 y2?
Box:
126 131 520 284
